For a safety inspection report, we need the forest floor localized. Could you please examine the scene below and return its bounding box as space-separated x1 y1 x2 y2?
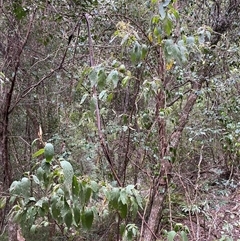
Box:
169 165 240 241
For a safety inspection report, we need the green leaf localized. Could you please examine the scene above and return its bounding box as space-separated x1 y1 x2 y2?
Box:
167 230 177 241
120 190 127 205
32 148 44 158
141 44 148 59
122 76 130 87
51 201 62 221
180 231 188 241
89 68 98 87
44 143 54 162
0 197 7 209
73 206 81 225
64 210 73 229
159 2 166 20
36 167 45 181
82 209 94 230
10 181 21 195
20 177 31 198
163 18 173 36
131 42 141 63
120 223 126 236
118 202 128 218
32 175 40 184
99 90 108 100
97 68 107 88
41 160 51 172
106 70 119 88
13 4 27 20
126 185 134 194
72 175 80 197
80 93 89 104
30 225 37 233
60 160 74 191
84 186 92 204
90 180 99 192
162 0 171 7
107 93 114 102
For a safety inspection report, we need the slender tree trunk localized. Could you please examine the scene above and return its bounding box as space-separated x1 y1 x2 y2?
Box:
143 81 203 240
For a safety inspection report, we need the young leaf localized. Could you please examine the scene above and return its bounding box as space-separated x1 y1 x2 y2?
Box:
32 148 44 158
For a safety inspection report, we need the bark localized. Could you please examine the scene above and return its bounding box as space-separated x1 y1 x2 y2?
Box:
143 81 203 241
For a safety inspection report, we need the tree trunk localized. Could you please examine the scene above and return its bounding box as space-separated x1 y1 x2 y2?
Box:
143 81 203 240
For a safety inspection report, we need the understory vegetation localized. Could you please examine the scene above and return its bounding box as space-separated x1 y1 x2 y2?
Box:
0 0 240 240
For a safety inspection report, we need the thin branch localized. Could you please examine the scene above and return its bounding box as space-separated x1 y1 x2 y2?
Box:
84 13 122 187
167 89 191 107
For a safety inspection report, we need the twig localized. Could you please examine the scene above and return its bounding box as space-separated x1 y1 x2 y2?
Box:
84 13 122 187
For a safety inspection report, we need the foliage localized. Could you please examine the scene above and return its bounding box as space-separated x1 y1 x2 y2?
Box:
1 0 240 240
9 143 142 240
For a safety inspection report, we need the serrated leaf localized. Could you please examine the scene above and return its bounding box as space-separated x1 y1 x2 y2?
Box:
82 209 94 230
32 148 44 158
126 185 134 194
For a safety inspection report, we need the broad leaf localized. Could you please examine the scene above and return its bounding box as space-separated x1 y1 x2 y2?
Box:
167 230 177 241
64 210 73 229
60 160 74 191
82 209 94 230
159 2 166 20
